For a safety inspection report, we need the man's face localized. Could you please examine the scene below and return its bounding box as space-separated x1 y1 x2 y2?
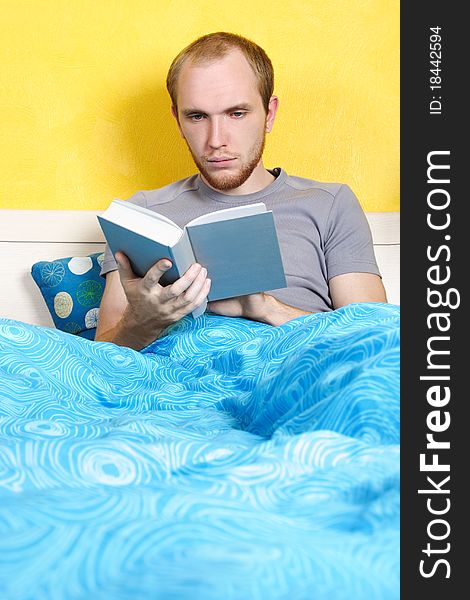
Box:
172 50 277 194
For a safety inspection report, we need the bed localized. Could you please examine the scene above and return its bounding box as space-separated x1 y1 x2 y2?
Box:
0 209 400 600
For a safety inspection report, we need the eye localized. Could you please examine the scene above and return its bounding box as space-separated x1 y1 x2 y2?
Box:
230 111 246 118
188 114 205 122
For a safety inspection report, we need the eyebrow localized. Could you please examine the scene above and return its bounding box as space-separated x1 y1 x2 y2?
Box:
181 103 252 117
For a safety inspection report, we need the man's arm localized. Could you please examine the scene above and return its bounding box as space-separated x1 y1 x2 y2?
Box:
95 252 211 350
329 272 387 308
208 272 387 325
208 293 310 326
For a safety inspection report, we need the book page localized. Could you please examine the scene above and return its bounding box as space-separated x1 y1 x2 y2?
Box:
111 199 182 228
187 202 266 227
105 200 183 247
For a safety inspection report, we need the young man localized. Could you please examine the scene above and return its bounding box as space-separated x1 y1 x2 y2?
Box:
95 32 387 350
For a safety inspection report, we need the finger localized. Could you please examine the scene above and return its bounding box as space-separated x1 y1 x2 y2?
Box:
115 252 136 283
143 258 173 289
207 297 224 313
194 277 211 307
175 278 211 319
179 267 209 304
165 263 203 298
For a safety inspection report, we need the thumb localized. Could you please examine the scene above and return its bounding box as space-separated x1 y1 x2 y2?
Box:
115 252 135 283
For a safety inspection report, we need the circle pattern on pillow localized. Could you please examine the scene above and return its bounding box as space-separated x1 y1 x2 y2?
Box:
31 253 105 339
54 292 73 318
40 261 66 288
68 256 93 275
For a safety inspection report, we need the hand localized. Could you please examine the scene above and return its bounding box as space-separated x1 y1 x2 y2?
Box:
116 252 211 338
208 293 271 322
208 293 310 326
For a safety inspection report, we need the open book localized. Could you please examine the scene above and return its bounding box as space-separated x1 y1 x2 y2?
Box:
97 200 287 318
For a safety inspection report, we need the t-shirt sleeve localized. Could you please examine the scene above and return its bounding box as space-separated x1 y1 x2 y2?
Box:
99 191 147 277
323 184 381 280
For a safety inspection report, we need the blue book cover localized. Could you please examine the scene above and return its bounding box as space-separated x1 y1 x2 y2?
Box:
187 212 286 300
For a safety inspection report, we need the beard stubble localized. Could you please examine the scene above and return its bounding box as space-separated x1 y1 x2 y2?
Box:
186 132 266 192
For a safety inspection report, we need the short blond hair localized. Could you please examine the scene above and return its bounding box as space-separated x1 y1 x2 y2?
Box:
166 32 274 112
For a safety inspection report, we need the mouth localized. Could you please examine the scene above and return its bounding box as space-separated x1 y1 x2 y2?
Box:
206 157 237 167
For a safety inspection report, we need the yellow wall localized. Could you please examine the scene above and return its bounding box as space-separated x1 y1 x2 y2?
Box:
1 0 399 211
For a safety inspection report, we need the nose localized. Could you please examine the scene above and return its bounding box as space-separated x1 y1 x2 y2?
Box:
207 116 227 149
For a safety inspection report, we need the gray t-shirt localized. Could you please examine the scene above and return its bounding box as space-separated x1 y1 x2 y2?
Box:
100 168 380 313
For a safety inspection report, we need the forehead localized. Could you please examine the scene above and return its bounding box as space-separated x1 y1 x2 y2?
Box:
176 50 262 109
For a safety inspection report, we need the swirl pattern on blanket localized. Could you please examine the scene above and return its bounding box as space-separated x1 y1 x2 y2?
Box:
0 303 399 600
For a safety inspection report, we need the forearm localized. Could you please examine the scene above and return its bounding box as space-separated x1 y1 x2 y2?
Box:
95 309 165 351
208 292 311 325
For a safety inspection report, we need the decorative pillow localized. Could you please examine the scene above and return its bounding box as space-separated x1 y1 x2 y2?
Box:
31 252 105 339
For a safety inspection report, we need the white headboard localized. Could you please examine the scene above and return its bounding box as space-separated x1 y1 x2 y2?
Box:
0 209 400 327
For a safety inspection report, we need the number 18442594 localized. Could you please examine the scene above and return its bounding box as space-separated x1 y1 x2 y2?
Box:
429 26 442 115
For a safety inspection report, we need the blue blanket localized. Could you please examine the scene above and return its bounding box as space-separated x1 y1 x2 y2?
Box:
0 303 399 600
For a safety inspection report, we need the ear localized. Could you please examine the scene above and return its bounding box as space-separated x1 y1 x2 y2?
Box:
265 96 279 133
171 105 185 139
